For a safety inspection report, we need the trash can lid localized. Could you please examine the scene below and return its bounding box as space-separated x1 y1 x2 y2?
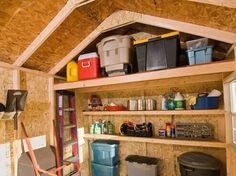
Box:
125 155 159 165
92 139 119 145
177 152 221 170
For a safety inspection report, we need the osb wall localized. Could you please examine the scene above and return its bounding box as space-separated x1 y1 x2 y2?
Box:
23 0 236 72
19 71 51 144
0 0 67 64
0 67 51 176
76 80 226 176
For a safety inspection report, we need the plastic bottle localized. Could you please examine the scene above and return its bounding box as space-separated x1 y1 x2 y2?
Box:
107 121 115 135
174 92 185 110
161 96 167 110
90 124 94 134
66 61 78 82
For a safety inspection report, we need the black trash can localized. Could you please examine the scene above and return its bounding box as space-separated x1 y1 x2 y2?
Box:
177 152 221 176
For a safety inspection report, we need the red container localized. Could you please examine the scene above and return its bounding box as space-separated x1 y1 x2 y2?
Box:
78 52 100 80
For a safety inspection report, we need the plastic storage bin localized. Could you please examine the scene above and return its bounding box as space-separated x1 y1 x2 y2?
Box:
78 52 100 80
96 35 135 75
91 140 119 166
92 162 119 176
134 31 180 72
178 152 221 176
193 96 219 110
175 123 212 140
125 155 160 176
187 46 213 65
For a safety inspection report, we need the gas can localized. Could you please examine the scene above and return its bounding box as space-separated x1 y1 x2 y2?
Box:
66 61 78 82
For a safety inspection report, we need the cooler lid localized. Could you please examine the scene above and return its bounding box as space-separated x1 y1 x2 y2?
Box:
125 155 159 165
177 152 221 170
78 52 98 60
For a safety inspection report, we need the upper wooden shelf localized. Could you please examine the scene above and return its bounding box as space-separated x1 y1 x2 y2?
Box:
54 60 235 91
83 134 226 148
82 110 225 116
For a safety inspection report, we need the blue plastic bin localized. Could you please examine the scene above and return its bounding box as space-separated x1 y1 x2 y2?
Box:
92 162 119 176
193 96 219 109
187 46 213 65
91 140 119 166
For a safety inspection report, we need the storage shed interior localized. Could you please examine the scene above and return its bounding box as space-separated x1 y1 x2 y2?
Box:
0 0 236 176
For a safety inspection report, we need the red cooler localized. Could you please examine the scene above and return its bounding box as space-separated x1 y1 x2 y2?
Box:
78 52 100 80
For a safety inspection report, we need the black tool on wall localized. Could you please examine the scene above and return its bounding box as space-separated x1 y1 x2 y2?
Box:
5 90 28 130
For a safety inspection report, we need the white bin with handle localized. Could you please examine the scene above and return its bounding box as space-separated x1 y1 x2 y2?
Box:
96 35 134 76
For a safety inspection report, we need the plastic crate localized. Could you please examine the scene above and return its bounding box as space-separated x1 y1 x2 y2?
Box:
92 162 119 176
187 46 213 65
125 155 160 176
91 140 119 166
175 123 212 140
193 96 219 110
134 31 180 72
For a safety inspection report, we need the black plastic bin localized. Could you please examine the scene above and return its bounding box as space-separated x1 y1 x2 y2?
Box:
134 31 180 72
178 152 221 176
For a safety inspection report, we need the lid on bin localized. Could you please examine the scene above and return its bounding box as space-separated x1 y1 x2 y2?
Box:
125 155 159 165
92 139 119 146
133 31 179 45
78 52 98 60
177 152 221 170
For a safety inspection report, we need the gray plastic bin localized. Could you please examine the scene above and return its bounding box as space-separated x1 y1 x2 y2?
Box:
125 155 160 176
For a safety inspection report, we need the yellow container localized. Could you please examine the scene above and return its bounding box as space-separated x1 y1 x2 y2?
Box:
66 61 78 82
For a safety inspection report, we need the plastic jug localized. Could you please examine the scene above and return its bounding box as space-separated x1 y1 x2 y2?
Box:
66 61 78 82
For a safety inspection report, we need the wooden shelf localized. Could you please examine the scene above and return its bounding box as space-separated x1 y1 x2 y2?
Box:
82 110 225 116
83 134 226 148
54 60 235 91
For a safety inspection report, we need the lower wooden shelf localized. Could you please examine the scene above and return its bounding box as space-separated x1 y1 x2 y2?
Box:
83 133 226 148
82 110 225 116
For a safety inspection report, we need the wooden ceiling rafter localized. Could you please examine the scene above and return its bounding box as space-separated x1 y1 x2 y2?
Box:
188 0 236 8
49 10 236 75
13 0 96 67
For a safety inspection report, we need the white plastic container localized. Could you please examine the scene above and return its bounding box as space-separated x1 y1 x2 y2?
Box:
96 35 134 69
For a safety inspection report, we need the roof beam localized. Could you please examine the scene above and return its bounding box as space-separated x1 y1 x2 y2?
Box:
13 0 95 67
188 0 236 8
49 10 236 75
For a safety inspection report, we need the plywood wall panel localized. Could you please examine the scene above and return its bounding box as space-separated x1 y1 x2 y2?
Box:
23 0 114 72
19 71 50 144
0 0 67 63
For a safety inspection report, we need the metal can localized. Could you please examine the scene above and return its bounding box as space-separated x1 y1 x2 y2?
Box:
137 99 146 111
128 100 138 111
145 99 156 110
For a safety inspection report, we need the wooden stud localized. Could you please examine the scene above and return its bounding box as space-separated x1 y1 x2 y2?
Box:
188 0 236 8
48 76 55 145
12 69 20 176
